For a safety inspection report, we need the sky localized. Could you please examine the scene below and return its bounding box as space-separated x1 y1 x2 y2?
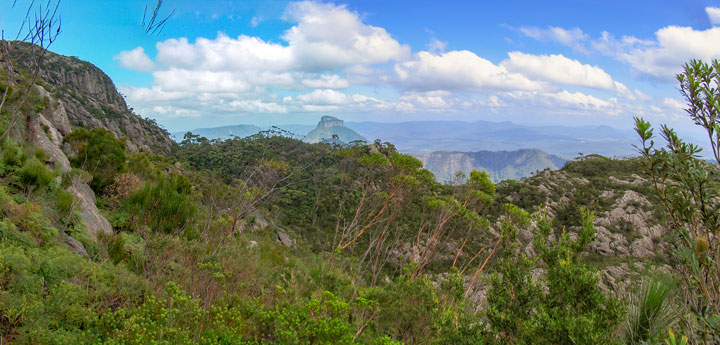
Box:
2 0 720 136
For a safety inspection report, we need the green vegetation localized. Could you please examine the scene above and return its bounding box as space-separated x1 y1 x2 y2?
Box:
1 39 716 344
635 59 720 344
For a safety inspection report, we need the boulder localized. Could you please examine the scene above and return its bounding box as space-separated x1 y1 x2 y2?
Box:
69 180 113 239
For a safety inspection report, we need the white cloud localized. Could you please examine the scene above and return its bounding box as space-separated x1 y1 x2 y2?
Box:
116 1 675 127
427 38 447 53
394 50 548 92
545 90 612 109
301 74 350 89
521 24 720 82
114 47 154 72
663 97 685 112
618 26 720 81
501 52 615 89
119 1 414 120
707 7 720 25
228 99 288 113
400 92 451 109
282 1 410 71
296 89 351 105
155 34 295 71
153 69 252 92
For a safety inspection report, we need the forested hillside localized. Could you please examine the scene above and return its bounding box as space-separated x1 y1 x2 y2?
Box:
1 40 718 345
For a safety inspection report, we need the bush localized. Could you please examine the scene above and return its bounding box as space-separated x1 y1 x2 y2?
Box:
123 173 196 234
623 275 680 344
64 128 127 192
17 158 55 190
484 206 624 345
108 232 147 272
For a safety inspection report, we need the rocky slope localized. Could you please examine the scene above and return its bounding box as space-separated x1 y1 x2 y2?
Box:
8 41 173 153
495 156 671 293
2 42 174 243
416 149 567 182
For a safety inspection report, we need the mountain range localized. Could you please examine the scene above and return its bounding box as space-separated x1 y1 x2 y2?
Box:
417 149 567 183
174 119 638 158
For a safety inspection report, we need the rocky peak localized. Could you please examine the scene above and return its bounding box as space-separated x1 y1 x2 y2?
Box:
319 116 344 128
303 116 366 144
6 41 173 154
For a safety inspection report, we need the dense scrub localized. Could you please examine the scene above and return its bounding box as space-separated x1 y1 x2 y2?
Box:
3 41 712 344
0 127 631 344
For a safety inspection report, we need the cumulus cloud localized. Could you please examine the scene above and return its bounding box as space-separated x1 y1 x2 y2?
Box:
116 1 673 127
427 38 447 53
282 1 410 71
118 1 414 119
519 24 720 82
663 97 686 112
617 26 720 80
155 34 295 71
501 52 614 89
114 47 155 72
707 7 720 25
295 89 351 105
394 50 547 92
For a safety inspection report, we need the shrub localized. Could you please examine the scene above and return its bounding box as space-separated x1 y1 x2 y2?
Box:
64 128 127 192
484 206 624 345
124 173 196 234
635 59 720 342
17 158 55 190
623 275 680 344
108 232 146 272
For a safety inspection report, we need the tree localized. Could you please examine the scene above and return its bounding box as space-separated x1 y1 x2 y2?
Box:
483 206 624 345
635 59 720 344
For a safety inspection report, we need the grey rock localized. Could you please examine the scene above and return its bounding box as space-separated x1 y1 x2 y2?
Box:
69 180 113 239
30 116 70 172
276 229 293 247
62 233 89 257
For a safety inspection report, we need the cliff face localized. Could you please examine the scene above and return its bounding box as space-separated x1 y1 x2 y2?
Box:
8 41 173 153
416 149 567 182
303 115 366 144
1 42 175 241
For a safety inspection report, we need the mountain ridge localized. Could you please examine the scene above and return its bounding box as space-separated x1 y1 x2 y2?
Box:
174 118 637 158
416 148 567 182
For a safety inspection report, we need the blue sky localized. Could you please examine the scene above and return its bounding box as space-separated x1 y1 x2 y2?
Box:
2 0 720 135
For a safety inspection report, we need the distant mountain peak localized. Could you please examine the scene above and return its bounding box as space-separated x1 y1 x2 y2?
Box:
415 149 567 183
319 116 344 128
303 116 366 144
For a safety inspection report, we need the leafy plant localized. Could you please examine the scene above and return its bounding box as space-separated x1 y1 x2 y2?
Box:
623 275 680 345
635 59 720 344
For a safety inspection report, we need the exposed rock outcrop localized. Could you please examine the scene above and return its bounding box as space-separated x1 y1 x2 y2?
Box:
8 41 174 153
303 116 366 144
69 180 113 239
3 42 178 243
416 149 567 183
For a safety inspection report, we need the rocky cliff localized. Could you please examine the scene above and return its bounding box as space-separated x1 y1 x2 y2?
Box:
8 41 173 153
416 149 567 182
303 116 366 144
1 42 174 244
